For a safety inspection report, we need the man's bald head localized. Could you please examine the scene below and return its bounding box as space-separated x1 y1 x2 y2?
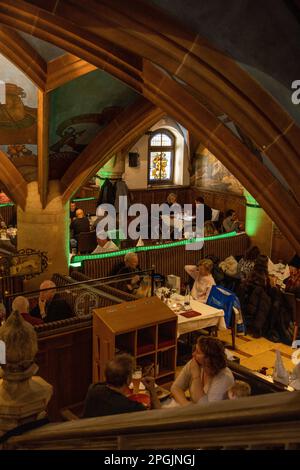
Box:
76 209 84 218
39 280 56 302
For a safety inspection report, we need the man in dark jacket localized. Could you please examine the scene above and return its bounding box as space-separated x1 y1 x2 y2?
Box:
30 280 73 323
83 354 160 418
70 209 90 241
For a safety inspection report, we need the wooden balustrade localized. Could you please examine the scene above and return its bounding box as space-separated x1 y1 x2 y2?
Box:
3 390 300 450
81 233 250 280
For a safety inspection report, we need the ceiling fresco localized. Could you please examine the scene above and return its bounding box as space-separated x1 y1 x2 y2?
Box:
0 53 37 182
48 69 139 179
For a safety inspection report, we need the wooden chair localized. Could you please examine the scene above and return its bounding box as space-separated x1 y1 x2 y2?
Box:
77 231 97 254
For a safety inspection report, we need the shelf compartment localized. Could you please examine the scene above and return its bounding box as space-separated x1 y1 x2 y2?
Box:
157 320 177 349
157 347 176 379
137 325 156 356
115 331 136 356
156 373 175 387
136 353 156 376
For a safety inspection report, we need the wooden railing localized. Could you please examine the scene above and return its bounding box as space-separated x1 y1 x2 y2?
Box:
3 391 300 450
81 233 250 280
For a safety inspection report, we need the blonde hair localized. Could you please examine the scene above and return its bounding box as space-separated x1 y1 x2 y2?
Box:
167 193 177 203
229 380 251 398
12 296 29 314
197 259 213 273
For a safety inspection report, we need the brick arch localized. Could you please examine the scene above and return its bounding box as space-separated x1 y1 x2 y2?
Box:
0 0 299 250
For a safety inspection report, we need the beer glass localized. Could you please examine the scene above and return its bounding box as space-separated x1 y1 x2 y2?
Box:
132 366 142 394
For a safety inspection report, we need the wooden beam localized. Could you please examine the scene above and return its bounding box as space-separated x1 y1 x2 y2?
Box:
37 89 49 208
46 54 97 92
0 150 27 209
61 98 163 202
0 25 47 90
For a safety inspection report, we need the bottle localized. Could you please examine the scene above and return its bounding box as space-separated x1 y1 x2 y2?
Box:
184 285 190 309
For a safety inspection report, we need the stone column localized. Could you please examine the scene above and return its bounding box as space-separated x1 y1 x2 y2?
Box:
17 180 69 290
0 312 52 437
244 190 273 256
97 152 125 186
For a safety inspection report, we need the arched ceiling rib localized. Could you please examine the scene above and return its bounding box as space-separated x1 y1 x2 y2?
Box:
0 25 46 90
60 97 164 202
0 150 27 209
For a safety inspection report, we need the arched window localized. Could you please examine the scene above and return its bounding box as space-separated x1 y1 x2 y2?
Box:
148 129 175 185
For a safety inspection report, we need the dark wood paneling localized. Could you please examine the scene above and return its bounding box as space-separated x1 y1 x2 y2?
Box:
36 324 92 421
0 204 16 226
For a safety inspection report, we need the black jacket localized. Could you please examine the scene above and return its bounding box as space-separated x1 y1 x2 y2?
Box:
238 283 271 337
97 179 116 206
30 294 73 323
83 383 145 418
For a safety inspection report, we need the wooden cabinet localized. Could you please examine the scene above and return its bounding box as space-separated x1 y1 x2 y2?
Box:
93 297 177 386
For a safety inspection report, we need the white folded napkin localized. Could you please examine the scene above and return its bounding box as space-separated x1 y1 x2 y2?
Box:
272 350 289 385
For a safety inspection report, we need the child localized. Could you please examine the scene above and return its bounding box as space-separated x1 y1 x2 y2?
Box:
227 380 251 400
184 259 215 303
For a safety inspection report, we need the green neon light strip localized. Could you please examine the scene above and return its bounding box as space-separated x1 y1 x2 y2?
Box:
0 202 15 207
246 202 261 208
71 231 238 265
72 197 97 202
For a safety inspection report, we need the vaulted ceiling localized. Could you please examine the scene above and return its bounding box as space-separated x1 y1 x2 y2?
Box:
0 0 299 252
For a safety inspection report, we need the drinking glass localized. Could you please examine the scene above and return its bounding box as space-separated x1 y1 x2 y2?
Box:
132 366 142 394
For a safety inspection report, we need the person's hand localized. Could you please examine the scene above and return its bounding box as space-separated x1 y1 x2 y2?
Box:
142 376 156 393
131 275 140 285
190 356 201 379
38 298 47 319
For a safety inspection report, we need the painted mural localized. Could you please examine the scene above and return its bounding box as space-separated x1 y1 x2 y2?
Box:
0 53 37 182
191 145 244 195
49 69 138 179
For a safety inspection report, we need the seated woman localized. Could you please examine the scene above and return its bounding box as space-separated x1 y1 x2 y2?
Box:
170 336 234 406
222 209 243 233
184 259 215 303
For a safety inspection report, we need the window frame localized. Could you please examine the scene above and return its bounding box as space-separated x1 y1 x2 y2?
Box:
147 128 175 186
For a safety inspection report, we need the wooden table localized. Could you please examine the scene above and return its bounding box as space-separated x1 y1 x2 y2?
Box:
170 296 226 337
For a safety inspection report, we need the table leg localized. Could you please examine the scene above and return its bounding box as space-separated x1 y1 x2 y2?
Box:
231 309 236 350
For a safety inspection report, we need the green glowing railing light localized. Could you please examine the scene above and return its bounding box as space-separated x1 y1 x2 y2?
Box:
72 197 97 202
0 202 15 207
71 231 240 265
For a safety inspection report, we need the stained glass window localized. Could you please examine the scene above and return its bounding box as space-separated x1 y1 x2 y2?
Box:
148 129 175 184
